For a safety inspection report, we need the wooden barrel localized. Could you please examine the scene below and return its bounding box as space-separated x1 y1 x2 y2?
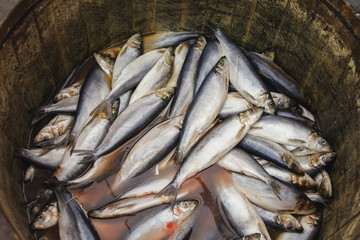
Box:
0 0 359 239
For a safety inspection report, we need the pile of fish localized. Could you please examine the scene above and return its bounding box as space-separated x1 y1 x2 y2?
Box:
19 24 336 240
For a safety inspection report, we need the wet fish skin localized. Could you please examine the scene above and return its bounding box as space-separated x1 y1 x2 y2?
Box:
277 109 316 128
262 161 316 190
158 107 264 204
218 92 253 119
27 189 54 216
231 172 316 215
54 82 82 102
248 115 332 152
173 56 229 164
48 67 78 105
252 204 303 232
169 36 207 117
122 200 198 240
31 200 59 230
112 33 143 87
276 211 323 240
117 89 133 116
55 185 100 240
194 38 222 94
209 25 276 115
237 135 304 175
165 41 191 89
94 52 114 77
111 115 184 192
297 152 336 176
270 92 297 110
314 170 333 198
16 147 65 170
34 115 74 144
31 96 79 125
217 184 271 240
305 192 329 205
78 87 175 163
129 47 174 104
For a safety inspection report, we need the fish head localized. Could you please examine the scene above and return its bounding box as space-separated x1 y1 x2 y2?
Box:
310 152 336 168
172 200 198 218
308 131 332 152
291 173 316 190
214 56 229 78
163 47 175 67
155 87 175 100
243 233 261 240
31 203 59 229
282 152 304 175
300 212 322 228
238 107 264 126
276 214 303 232
294 197 316 215
317 172 333 198
175 41 190 56
272 93 296 110
34 131 52 143
264 98 276 115
194 36 207 52
129 33 143 50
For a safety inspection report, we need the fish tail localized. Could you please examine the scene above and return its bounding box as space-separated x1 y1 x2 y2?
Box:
58 132 71 148
171 150 184 165
73 150 96 163
156 182 179 209
68 135 79 155
31 106 47 125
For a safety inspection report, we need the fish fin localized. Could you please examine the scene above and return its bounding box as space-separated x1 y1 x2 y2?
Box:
31 106 48 125
156 182 179 210
288 138 306 145
73 150 97 163
236 127 247 139
58 133 71 148
240 90 256 104
187 118 219 153
171 150 184 165
249 126 263 130
90 100 112 119
268 178 282 200
243 233 261 240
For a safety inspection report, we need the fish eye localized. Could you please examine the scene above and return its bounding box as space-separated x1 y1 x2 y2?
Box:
249 108 254 113
182 202 189 209
268 102 274 108
321 139 327 145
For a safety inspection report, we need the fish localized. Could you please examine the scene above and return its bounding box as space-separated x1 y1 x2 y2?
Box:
55 185 100 240
27 189 55 216
112 33 143 87
296 152 336 176
117 89 133 116
252 204 303 232
31 200 59 230
34 115 74 145
218 148 282 198
277 109 316 128
94 52 114 77
262 161 316 190
245 50 309 108
275 211 323 240
158 107 264 205
77 87 174 163
290 147 320 157
110 115 184 194
194 38 222 95
209 24 276 114
54 107 114 181
16 147 65 170
237 135 304 175
120 200 198 240
31 96 79 125
248 115 332 152
90 48 166 119
169 36 207 117
231 172 316 215
218 92 253 119
129 47 174 104
65 64 111 152
165 42 191 89
305 192 329 205
270 92 297 110
216 184 271 240
172 56 229 164
54 81 82 103
314 170 333 198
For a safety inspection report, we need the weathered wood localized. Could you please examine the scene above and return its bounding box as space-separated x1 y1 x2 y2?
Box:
0 0 359 239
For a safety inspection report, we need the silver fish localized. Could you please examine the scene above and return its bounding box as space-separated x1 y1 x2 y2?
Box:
24 166 35 182
237 135 304 175
248 115 332 152
218 92 253 119
231 172 316 215
252 204 303 232
209 25 276 114
277 109 316 128
262 161 316 190
54 82 82 102
290 147 320 157
117 89 133 116
218 148 282 198
194 39 222 94
34 115 74 145
276 211 323 240
77 87 174 163
314 170 333 198
94 52 114 77
217 184 271 240
305 192 329 205
270 92 296 110
90 48 166 119
296 152 336 176
121 200 198 240
31 96 79 125
31 200 59 230
111 115 184 193
17 147 65 170
169 36 207 117
165 42 191 89
172 56 229 164
129 47 174 104
112 33 143 86
27 189 54 215
66 64 111 152
158 108 263 204
55 185 100 240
